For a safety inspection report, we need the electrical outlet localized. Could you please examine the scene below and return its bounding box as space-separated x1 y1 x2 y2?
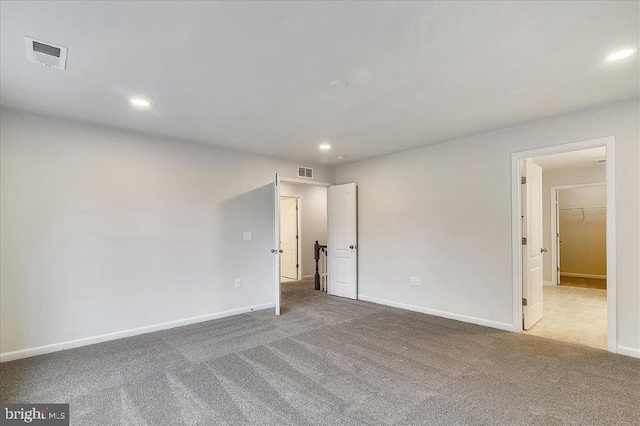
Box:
243 232 252 241
415 276 422 286
235 278 242 289
410 276 416 286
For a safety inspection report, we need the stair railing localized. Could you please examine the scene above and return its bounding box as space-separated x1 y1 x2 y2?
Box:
314 240 328 292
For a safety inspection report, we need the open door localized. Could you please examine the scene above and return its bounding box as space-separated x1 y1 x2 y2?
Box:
555 190 561 285
522 159 543 329
327 183 357 299
280 197 299 280
272 174 281 315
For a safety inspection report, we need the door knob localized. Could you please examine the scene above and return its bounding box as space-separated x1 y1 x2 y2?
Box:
279 249 284 253
541 248 548 253
349 245 356 249
271 249 277 254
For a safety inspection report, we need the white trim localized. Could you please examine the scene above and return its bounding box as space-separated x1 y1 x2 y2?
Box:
550 182 606 285
302 274 315 279
273 174 281 315
605 140 616 354
359 295 514 332
543 281 554 286
511 136 617 354
0 302 275 363
560 272 606 280
512 154 523 336
279 176 333 187
616 345 640 359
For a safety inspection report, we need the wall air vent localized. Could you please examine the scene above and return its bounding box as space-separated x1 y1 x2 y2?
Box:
25 36 67 70
297 166 313 179
594 158 606 163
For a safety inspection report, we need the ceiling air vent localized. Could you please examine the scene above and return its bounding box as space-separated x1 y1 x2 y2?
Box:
298 166 313 179
25 36 67 70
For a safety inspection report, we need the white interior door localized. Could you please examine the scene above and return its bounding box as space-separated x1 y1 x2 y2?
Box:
273 174 281 315
555 190 561 285
280 197 298 280
523 159 544 329
327 183 357 299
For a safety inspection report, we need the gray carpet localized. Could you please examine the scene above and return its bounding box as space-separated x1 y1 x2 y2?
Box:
1 278 639 425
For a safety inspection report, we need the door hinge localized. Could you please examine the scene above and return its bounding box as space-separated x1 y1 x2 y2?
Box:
296 235 299 240
557 267 560 272
296 264 299 268
522 298 528 306
521 176 526 184
521 237 527 245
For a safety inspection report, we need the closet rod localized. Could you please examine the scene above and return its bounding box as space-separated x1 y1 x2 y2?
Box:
558 206 605 211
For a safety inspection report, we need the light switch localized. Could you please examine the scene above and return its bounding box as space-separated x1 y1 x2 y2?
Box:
243 232 252 241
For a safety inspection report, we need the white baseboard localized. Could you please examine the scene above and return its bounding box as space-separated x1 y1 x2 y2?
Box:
560 272 607 279
616 345 640 359
543 281 555 286
357 294 515 332
0 302 275 363
302 275 314 279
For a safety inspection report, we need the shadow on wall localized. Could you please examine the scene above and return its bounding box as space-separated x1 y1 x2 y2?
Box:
216 184 275 308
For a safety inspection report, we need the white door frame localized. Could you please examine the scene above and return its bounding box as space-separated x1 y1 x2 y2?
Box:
273 174 281 315
550 182 606 286
279 195 302 280
273 176 332 315
280 177 333 187
511 136 616 353
280 176 332 278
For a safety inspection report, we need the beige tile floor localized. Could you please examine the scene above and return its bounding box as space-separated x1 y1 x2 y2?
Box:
525 285 607 350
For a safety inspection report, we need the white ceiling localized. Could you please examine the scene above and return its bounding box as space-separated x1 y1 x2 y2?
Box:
1 1 638 165
533 147 607 170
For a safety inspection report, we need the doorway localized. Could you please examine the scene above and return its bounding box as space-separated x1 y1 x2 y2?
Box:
552 183 607 289
272 175 358 315
512 137 616 353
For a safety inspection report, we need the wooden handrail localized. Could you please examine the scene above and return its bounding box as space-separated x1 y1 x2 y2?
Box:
314 240 327 291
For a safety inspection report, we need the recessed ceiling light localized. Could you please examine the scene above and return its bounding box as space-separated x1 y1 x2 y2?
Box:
606 49 635 62
319 143 331 151
337 155 347 160
330 80 348 89
130 97 152 108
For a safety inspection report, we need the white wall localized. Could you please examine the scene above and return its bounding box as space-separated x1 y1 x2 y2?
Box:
0 109 333 359
335 100 639 356
280 183 327 278
539 165 606 282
